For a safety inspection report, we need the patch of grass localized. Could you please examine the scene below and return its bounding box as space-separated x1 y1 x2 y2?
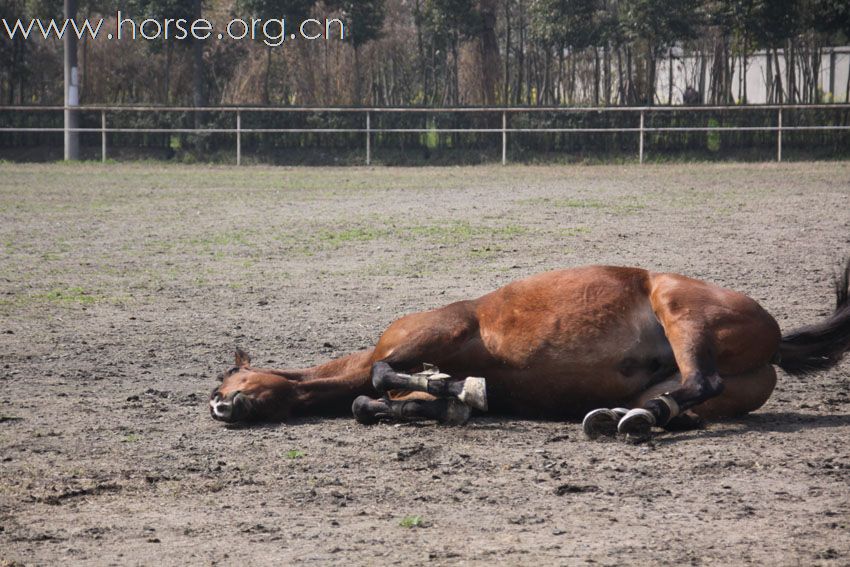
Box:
399 515 425 528
35 286 98 305
557 227 591 237
285 450 304 459
187 230 254 248
519 196 644 214
279 220 528 256
0 287 131 312
469 245 504 259
523 197 606 209
409 222 527 243
318 226 391 244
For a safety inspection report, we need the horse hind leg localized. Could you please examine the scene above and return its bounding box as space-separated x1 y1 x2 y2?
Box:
587 275 780 442
620 365 777 431
622 277 779 440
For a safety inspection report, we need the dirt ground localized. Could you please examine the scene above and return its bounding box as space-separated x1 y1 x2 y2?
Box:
1 162 849 566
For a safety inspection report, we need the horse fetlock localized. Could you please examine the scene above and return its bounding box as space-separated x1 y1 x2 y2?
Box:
644 396 678 426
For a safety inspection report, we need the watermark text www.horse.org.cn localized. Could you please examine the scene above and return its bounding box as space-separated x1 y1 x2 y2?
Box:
2 13 347 47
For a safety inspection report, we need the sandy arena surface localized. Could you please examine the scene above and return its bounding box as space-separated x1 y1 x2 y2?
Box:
1 162 849 566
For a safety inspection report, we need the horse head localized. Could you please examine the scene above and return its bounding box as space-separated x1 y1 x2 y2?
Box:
209 349 297 423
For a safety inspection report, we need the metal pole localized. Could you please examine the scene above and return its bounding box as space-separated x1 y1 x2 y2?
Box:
236 110 242 166
366 111 371 166
639 110 645 164
777 108 782 162
63 0 79 161
828 50 836 102
101 110 106 163
502 111 507 165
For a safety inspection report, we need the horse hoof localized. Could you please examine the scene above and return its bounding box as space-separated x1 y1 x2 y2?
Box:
582 408 620 439
617 408 656 441
440 399 472 426
458 376 488 411
612 407 629 419
370 362 395 392
352 396 388 425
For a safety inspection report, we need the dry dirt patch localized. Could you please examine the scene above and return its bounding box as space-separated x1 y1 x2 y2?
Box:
1 162 849 565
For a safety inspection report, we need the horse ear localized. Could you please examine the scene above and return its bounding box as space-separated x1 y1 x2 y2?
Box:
235 348 251 367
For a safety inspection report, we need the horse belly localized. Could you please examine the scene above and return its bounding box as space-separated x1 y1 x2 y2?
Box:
478 301 676 417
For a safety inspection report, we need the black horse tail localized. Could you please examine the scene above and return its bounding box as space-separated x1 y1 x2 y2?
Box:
778 258 850 376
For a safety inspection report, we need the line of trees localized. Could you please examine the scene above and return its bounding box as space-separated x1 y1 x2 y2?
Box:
2 0 850 108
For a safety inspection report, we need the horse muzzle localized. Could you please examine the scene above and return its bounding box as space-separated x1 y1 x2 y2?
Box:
209 391 246 422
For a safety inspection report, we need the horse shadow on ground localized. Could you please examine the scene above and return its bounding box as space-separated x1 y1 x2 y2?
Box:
221 411 850 443
654 411 850 446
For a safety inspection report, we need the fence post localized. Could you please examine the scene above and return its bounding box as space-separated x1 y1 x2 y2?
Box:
366 111 371 166
63 0 80 161
777 108 782 163
639 110 645 164
101 110 106 163
236 110 242 166
502 111 507 165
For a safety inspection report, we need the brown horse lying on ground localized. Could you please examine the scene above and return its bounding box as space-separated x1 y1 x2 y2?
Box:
210 261 850 440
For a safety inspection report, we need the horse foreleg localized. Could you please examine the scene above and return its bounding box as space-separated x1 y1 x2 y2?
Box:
350 363 486 426
370 362 488 411
351 392 472 426
350 301 487 426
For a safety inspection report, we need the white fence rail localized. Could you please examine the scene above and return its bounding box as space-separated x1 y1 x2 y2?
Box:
2 104 850 165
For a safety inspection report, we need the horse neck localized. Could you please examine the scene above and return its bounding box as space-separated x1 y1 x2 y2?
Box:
292 348 376 412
